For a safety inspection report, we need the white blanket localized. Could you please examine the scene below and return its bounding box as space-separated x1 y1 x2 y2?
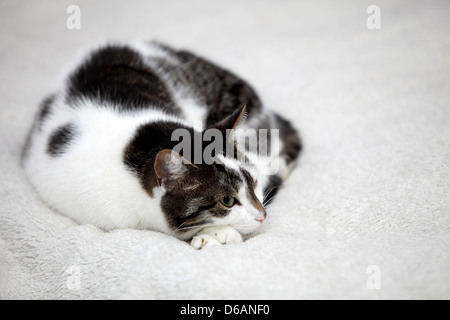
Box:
1 0 449 299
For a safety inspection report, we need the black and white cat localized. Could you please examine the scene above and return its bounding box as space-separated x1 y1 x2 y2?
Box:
22 41 301 249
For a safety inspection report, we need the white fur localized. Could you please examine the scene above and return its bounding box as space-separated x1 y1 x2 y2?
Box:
129 40 176 63
178 98 207 130
216 154 241 172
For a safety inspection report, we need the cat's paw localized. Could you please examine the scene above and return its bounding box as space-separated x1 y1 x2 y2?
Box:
191 234 221 249
190 226 243 249
207 225 243 244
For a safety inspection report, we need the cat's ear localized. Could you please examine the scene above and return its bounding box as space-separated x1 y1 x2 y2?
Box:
154 149 198 190
210 104 247 141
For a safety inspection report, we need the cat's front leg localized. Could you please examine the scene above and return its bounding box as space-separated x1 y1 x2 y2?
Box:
190 226 243 249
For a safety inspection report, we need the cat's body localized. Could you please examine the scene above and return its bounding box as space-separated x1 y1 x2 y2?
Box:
22 41 301 248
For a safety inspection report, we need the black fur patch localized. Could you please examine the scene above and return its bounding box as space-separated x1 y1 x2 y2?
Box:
66 45 180 114
123 121 194 197
47 123 77 157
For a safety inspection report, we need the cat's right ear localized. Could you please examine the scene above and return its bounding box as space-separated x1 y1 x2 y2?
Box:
154 149 197 191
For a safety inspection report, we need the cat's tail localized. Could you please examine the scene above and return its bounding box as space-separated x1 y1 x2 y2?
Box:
263 113 302 206
274 113 302 179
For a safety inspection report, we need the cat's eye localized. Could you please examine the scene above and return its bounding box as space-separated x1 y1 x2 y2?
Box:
220 196 235 208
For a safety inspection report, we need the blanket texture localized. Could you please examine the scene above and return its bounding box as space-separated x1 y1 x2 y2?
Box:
1 0 449 299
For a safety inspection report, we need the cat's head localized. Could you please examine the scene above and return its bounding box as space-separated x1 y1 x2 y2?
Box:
154 106 266 240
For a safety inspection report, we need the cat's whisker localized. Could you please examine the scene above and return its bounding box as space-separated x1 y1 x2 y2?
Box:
264 189 277 200
263 200 274 208
263 195 277 207
175 221 188 230
176 225 201 231
263 186 279 207
176 222 214 233
167 222 202 239
263 186 277 201
262 188 271 200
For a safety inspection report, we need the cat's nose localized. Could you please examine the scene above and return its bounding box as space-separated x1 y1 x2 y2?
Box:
255 210 267 223
255 215 266 223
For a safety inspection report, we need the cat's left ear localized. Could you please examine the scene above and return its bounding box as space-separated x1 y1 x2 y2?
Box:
210 104 247 141
154 149 198 191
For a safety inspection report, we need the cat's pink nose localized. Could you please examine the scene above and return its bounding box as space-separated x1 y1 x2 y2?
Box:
255 214 266 223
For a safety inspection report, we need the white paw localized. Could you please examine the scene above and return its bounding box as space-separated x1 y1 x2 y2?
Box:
190 226 243 249
205 225 244 244
190 234 221 249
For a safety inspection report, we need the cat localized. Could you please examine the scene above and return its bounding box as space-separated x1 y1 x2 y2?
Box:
22 41 301 249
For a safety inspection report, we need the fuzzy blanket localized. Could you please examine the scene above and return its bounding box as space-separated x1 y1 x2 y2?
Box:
1 0 449 299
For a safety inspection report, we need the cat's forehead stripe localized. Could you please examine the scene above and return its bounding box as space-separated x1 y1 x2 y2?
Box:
213 163 243 192
216 154 240 172
240 168 257 195
240 168 265 213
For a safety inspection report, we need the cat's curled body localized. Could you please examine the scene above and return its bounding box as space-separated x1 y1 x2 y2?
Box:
22 41 301 249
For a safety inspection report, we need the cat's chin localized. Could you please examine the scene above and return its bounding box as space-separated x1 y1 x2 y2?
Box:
232 219 264 236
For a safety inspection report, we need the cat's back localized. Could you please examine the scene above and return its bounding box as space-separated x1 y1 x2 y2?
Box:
65 41 182 114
